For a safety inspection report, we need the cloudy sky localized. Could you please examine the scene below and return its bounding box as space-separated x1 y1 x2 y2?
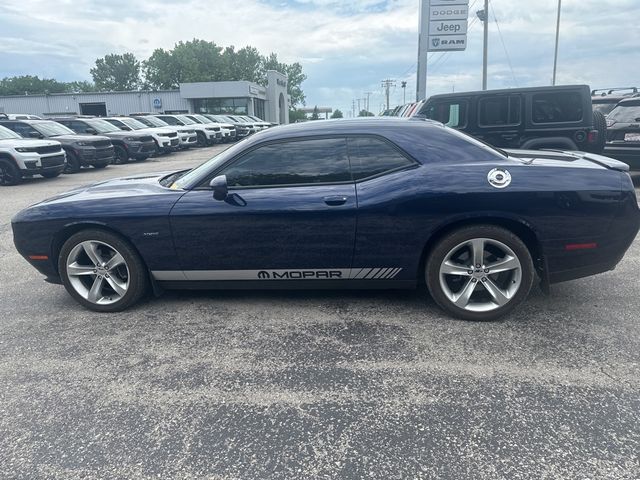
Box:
0 0 638 115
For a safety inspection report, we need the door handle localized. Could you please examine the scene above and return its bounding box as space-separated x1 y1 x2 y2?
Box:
323 196 348 206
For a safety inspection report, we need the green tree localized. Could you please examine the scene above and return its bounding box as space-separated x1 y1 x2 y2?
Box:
330 109 343 119
64 81 95 93
310 106 320 120
358 109 375 117
223 46 263 83
90 53 140 91
289 108 308 122
142 48 178 89
262 52 307 107
0 75 68 95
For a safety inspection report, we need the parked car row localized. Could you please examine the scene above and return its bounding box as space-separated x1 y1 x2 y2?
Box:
0 112 273 186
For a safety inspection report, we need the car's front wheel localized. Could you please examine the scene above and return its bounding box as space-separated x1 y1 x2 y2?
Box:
58 229 149 312
426 225 535 321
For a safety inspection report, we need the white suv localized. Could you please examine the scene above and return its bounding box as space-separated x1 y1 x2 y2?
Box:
0 125 66 185
154 114 222 147
103 117 180 154
132 115 197 149
186 114 235 142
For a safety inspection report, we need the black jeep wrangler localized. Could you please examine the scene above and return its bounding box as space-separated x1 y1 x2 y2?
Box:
416 85 606 154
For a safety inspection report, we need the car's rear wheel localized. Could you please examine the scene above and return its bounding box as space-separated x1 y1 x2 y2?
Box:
0 159 22 186
59 229 149 312
426 225 535 321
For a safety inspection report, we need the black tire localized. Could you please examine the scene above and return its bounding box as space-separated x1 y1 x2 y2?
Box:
589 111 607 154
93 163 108 169
425 225 535 321
58 229 149 312
64 150 82 173
196 132 207 147
0 159 22 186
41 171 62 179
114 145 129 164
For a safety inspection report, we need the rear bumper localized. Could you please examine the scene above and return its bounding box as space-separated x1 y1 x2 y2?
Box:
604 144 640 170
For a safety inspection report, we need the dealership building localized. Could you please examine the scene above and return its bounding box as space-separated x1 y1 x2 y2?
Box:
0 70 290 124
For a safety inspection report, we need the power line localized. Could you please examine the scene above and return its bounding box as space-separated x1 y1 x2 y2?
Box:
491 2 518 87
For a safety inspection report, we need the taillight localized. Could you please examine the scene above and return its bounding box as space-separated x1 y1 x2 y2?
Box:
587 130 598 143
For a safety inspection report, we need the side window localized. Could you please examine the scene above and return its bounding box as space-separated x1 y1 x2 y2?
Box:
424 101 467 128
532 92 583 123
222 138 350 188
348 137 415 181
478 95 521 126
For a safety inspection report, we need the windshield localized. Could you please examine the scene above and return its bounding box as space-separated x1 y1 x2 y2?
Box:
33 121 75 136
608 104 640 123
0 125 21 139
139 116 169 127
593 103 618 115
120 118 148 130
87 119 121 133
176 115 197 125
193 114 212 123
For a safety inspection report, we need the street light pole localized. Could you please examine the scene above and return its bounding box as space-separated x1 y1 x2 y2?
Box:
477 0 489 90
552 0 562 85
482 0 488 90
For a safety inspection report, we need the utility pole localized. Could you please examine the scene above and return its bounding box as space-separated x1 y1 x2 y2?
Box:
401 81 407 104
477 0 489 90
552 0 562 85
416 0 429 101
365 92 372 112
381 79 396 111
352 99 356 118
357 98 361 115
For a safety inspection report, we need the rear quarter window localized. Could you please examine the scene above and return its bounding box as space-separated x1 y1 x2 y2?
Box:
532 92 583 123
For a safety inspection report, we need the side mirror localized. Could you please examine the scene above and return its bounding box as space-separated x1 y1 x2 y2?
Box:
28 131 43 139
209 175 228 201
85 127 97 135
120 126 130 131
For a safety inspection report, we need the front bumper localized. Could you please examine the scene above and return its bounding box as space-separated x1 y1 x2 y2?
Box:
126 141 156 158
76 146 114 166
20 153 66 177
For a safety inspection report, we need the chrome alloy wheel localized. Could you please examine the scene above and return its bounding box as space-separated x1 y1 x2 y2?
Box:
438 238 522 313
65 240 130 305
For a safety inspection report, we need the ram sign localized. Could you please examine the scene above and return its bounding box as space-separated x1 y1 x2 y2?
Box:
426 0 469 52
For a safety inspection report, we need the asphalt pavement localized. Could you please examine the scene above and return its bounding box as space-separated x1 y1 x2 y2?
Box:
0 147 639 479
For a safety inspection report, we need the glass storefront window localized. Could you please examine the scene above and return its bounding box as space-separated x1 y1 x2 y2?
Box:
193 98 249 115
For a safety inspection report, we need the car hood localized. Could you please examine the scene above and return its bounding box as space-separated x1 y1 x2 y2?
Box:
101 131 151 139
506 149 630 172
36 171 180 206
0 138 61 148
50 134 112 143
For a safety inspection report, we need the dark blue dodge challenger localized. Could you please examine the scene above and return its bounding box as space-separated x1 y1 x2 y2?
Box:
12 118 640 321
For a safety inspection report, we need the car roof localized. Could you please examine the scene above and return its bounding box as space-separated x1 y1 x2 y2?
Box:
427 84 590 101
243 117 442 141
616 98 640 107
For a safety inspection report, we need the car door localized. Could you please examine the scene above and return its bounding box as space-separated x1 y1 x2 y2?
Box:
168 137 357 281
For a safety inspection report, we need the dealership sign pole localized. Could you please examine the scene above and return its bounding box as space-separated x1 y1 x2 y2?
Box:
416 0 470 101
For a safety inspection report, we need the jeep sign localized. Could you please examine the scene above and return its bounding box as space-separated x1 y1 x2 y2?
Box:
426 0 469 52
429 19 468 35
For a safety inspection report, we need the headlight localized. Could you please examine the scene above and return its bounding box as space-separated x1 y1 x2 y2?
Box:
158 133 171 137
15 147 31 152
75 141 92 147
